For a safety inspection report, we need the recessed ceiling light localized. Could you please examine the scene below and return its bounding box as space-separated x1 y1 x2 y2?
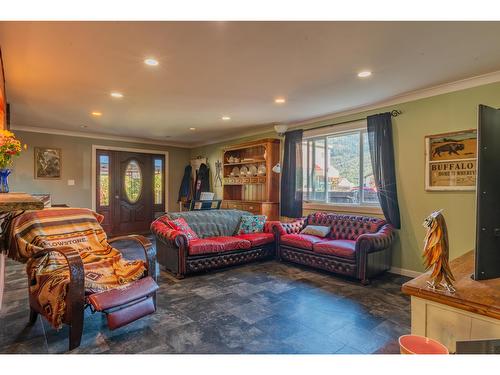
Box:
357 70 372 78
189 127 196 131
110 92 124 98
274 98 286 104
91 111 102 117
144 58 159 66
221 116 231 121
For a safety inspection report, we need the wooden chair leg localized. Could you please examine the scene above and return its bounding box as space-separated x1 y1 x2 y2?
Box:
28 307 38 325
68 309 84 351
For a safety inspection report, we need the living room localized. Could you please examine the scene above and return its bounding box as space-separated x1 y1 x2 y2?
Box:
1 1 500 373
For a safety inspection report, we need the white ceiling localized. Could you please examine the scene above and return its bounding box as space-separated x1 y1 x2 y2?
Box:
1 21 500 147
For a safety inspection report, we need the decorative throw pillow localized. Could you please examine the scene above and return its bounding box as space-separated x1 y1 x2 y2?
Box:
236 215 267 235
167 218 199 241
300 225 330 238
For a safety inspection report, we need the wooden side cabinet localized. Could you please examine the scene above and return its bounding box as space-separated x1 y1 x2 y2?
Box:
410 296 500 353
402 251 500 353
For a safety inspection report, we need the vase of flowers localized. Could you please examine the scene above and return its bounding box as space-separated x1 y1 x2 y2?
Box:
0 130 26 193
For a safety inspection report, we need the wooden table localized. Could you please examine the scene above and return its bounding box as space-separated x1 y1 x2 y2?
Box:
402 251 500 352
0 193 44 310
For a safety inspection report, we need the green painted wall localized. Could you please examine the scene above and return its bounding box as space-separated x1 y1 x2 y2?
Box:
191 81 500 272
10 131 191 211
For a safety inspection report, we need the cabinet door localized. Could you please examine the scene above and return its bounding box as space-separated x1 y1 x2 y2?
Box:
470 317 500 340
425 304 472 352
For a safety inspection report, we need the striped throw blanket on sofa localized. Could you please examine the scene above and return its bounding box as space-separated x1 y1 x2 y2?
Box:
9 208 146 328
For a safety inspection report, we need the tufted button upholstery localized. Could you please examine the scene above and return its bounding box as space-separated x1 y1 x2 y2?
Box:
305 212 385 241
275 212 395 283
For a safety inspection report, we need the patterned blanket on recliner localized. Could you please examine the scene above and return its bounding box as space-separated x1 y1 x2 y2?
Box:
9 208 146 329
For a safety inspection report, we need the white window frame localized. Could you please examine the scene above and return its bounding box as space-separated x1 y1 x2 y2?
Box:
302 120 382 215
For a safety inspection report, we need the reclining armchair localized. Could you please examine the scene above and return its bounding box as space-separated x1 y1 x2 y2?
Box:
7 208 158 351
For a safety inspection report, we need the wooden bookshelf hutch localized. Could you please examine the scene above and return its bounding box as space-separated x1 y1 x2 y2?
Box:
221 138 280 220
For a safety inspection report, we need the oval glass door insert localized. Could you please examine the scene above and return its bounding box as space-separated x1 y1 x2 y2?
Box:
124 160 142 203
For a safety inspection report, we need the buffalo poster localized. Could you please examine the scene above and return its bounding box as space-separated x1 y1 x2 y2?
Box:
425 129 477 191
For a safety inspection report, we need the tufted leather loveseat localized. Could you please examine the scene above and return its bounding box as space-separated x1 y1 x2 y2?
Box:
151 210 277 278
274 212 395 284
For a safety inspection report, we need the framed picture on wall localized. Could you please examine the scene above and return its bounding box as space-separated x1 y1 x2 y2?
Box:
424 129 477 191
34 147 62 179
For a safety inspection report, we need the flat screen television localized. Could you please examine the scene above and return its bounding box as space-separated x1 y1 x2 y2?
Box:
474 104 500 280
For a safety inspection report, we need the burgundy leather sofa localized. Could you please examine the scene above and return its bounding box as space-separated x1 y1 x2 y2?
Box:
274 212 395 284
151 210 276 278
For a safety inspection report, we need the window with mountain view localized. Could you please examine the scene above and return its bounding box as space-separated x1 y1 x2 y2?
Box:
302 126 380 207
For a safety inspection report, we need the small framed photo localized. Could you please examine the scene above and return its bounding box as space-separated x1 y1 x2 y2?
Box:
424 129 477 191
34 147 62 179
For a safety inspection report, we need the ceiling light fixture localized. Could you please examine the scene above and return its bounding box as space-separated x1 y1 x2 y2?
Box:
357 70 372 78
91 111 102 117
221 116 231 121
189 127 196 131
144 58 159 66
274 98 286 104
110 92 124 98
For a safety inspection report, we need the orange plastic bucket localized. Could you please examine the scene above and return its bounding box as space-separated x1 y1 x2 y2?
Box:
399 335 449 354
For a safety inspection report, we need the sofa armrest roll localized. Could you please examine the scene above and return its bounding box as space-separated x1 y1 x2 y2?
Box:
269 218 305 236
150 219 188 248
356 223 395 253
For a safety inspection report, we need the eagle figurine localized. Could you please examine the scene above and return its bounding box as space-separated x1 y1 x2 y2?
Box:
422 210 456 293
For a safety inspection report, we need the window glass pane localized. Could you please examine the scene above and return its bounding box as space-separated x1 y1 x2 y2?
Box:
311 138 326 201
99 155 109 206
124 160 142 203
362 132 379 204
154 158 163 205
327 132 360 204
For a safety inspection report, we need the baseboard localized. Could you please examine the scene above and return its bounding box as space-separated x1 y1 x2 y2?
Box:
389 266 422 278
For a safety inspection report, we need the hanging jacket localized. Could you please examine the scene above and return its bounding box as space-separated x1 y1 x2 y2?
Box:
194 163 210 200
178 165 192 202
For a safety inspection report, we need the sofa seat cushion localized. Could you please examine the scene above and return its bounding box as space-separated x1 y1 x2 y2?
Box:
280 233 324 250
188 236 251 256
313 239 357 259
235 232 274 247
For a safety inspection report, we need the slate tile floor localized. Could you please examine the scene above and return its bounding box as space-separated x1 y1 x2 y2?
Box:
0 238 411 354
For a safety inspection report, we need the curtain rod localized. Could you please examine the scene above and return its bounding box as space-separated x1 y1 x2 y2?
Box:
302 109 402 132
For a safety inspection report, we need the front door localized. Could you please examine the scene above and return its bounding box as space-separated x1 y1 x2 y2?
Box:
96 149 165 236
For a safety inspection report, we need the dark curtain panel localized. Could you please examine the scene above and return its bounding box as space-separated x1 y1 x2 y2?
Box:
367 113 401 229
280 129 303 218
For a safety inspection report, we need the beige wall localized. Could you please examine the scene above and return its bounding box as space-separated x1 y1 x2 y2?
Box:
191 81 500 272
10 131 191 211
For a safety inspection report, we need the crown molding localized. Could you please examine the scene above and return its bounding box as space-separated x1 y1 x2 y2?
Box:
10 124 191 149
286 69 500 130
11 70 500 150
189 126 276 149
191 69 500 147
